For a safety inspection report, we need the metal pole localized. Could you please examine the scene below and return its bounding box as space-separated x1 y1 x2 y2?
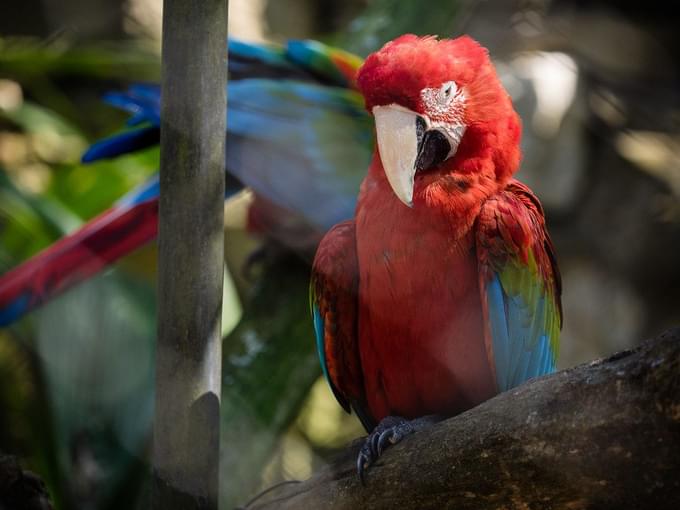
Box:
153 1 227 509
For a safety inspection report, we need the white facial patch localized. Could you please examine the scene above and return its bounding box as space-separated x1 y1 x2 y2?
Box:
420 81 466 119
420 82 467 159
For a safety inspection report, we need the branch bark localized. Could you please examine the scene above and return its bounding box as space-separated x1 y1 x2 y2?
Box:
249 328 680 510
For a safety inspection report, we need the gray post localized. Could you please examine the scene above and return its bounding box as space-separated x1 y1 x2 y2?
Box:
153 1 228 509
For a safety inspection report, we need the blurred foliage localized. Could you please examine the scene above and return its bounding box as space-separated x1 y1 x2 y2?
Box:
33 262 156 510
0 329 63 509
0 32 162 510
220 254 319 508
0 98 160 225
337 0 462 56
0 39 160 82
0 38 159 140
0 13 315 508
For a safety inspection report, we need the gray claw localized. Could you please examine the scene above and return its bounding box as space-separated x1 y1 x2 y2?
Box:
355 415 417 483
377 430 393 456
357 452 368 485
370 430 381 456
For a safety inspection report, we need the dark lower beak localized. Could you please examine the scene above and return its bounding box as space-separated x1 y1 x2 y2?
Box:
415 116 452 172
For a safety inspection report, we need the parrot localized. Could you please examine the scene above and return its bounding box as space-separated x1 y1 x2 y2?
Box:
0 38 372 326
309 34 562 480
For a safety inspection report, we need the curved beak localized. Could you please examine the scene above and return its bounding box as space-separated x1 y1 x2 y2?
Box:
373 104 465 207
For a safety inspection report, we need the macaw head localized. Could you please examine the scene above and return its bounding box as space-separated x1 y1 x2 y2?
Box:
357 34 521 207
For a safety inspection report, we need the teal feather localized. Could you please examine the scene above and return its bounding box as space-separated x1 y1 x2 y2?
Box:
486 255 559 392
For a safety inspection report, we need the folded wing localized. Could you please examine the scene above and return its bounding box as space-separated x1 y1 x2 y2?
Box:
476 180 562 392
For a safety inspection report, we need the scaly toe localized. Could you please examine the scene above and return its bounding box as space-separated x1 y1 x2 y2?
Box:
355 415 415 483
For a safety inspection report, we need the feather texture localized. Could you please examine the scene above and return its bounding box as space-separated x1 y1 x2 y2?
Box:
310 221 372 428
476 180 562 391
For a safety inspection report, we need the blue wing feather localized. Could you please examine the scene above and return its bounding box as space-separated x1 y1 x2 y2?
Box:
478 183 561 393
0 37 367 328
486 271 557 392
228 39 292 69
81 126 159 163
486 275 511 390
310 284 352 414
312 302 330 383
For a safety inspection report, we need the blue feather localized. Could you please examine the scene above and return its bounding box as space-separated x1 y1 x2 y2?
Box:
81 126 159 163
102 91 159 124
0 293 30 328
228 39 292 69
81 43 371 232
487 275 511 390
312 304 330 383
114 175 159 208
486 271 557 392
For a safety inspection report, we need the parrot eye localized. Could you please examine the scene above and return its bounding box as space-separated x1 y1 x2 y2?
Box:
440 81 458 103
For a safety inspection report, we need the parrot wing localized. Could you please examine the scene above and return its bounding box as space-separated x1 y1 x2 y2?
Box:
82 38 371 233
310 221 373 430
226 78 371 232
0 38 371 326
83 38 371 233
82 38 364 163
0 183 159 327
476 180 562 392
85 79 371 232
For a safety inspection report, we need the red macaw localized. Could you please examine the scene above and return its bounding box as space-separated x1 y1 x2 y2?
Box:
310 34 562 479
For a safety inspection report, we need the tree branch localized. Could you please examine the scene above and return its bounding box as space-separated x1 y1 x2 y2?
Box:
249 328 680 509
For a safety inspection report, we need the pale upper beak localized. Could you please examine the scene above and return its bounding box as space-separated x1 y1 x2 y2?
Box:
373 104 465 207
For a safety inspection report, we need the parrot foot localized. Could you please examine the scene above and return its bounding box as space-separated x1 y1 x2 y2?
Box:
356 415 439 484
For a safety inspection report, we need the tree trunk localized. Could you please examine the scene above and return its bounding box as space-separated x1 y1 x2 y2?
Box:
153 1 228 509
248 328 680 510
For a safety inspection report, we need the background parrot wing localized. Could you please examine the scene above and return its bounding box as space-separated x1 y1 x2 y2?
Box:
82 38 372 232
0 184 159 327
476 180 562 392
310 221 373 430
0 38 372 325
85 79 371 232
226 78 371 232
81 38 365 165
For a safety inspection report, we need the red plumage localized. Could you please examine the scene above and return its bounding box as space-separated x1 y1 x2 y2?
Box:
0 200 158 320
355 154 497 419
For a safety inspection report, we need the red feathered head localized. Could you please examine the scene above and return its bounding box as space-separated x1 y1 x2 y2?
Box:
356 35 521 207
